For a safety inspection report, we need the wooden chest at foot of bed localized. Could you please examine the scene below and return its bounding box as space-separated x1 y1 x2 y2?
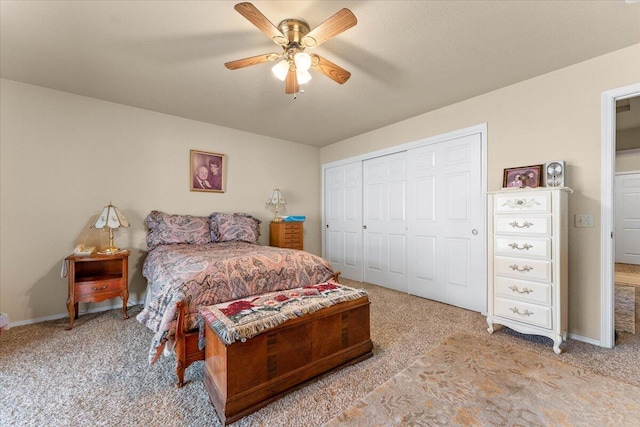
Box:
203 296 373 425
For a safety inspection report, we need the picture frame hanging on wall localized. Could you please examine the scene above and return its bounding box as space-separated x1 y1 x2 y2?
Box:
190 149 225 193
502 164 543 189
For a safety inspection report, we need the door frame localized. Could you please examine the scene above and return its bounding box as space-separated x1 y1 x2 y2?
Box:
322 123 487 310
600 82 640 348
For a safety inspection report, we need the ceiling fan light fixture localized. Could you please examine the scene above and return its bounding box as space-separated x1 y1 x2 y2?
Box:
272 60 290 81
297 69 312 84
293 52 312 72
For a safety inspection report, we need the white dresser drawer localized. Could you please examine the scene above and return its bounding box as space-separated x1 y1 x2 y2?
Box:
495 192 551 214
495 236 551 259
494 277 551 305
495 256 552 282
495 215 551 236
494 297 552 329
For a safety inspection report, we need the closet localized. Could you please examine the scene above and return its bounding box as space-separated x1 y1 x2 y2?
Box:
323 125 487 313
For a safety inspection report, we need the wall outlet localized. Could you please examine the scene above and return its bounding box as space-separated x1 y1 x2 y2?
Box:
575 214 594 228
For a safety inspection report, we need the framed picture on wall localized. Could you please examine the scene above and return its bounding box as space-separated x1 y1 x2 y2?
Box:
502 164 543 189
190 150 225 193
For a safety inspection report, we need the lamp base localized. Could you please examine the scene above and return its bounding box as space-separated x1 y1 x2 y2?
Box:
272 216 284 222
98 245 121 255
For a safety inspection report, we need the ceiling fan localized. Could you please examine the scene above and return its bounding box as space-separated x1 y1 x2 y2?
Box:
224 2 357 94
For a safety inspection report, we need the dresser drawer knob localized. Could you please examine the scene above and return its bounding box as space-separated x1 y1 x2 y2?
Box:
508 221 533 229
509 264 533 273
509 285 533 294
92 285 109 291
509 307 534 316
508 242 533 250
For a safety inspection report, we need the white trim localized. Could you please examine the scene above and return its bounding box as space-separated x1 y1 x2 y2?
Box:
567 332 601 347
601 82 640 349
7 299 143 328
322 124 488 169
616 169 640 176
617 148 640 157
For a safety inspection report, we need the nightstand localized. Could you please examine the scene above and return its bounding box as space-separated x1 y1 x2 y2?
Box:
65 250 130 330
270 221 303 250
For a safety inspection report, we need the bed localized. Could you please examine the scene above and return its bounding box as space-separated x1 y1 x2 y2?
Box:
136 211 337 386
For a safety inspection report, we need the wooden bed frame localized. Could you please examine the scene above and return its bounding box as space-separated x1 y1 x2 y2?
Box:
203 295 373 425
170 272 343 387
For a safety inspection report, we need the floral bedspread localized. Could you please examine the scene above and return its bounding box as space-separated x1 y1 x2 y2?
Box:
199 281 367 346
136 241 335 363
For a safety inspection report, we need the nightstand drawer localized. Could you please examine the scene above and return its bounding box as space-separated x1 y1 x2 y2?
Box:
75 277 123 298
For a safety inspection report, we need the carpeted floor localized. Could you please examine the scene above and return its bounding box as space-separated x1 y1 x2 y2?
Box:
1 279 640 426
325 332 640 426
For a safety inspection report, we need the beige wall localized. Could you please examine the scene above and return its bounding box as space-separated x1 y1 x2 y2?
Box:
616 151 640 172
0 79 322 324
321 44 640 341
617 127 640 151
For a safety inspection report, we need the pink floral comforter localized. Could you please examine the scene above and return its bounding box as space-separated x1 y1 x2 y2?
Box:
136 241 335 363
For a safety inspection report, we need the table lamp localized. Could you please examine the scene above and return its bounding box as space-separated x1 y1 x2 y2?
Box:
267 188 286 222
91 202 130 254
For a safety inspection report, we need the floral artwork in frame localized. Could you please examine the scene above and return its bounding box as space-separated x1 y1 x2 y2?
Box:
503 164 543 189
190 150 225 193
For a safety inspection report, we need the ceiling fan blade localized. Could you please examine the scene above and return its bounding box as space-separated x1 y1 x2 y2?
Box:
225 53 280 70
310 54 351 84
301 8 357 48
285 68 299 94
234 2 288 45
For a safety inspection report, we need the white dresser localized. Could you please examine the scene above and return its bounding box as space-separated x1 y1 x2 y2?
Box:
487 187 571 353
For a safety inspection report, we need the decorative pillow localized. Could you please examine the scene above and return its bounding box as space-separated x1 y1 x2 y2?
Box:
146 211 212 250
210 212 261 243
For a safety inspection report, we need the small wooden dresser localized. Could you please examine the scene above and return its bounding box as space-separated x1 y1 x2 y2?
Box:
269 221 303 250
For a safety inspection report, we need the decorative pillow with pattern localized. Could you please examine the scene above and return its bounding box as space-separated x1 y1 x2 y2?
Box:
210 212 261 243
146 211 212 250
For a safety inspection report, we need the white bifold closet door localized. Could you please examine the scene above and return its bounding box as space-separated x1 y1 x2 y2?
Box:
406 134 484 312
615 172 640 265
363 152 408 291
324 162 363 280
324 128 485 313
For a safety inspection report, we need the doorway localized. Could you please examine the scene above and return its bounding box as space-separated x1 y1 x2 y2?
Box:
613 96 640 337
601 83 640 348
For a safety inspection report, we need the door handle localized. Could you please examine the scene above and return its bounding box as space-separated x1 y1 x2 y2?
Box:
472 229 478 235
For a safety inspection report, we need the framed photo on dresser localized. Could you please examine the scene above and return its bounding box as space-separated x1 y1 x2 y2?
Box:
190 150 225 193
502 164 543 189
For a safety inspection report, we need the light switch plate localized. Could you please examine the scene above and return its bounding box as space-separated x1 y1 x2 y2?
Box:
575 214 594 228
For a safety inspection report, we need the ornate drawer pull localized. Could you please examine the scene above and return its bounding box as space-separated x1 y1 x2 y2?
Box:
508 221 533 229
508 242 533 250
92 285 109 291
510 307 534 316
509 264 533 273
502 199 541 209
509 285 533 294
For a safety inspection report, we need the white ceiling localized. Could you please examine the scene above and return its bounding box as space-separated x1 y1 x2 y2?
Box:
1 1 639 147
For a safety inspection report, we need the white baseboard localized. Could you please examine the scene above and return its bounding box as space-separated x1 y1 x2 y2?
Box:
6 298 144 329
568 332 602 347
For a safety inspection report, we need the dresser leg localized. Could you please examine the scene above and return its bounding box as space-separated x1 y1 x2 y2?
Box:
486 317 494 334
553 336 562 354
